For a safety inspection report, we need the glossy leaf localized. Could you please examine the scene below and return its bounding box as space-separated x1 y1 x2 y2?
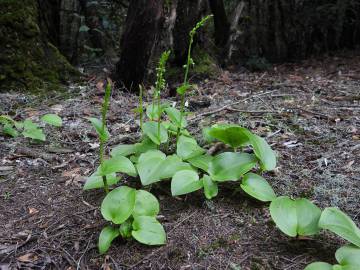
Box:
136 150 166 185
143 121 168 145
133 190 160 217
98 156 137 177
159 155 194 179
89 117 109 142
246 132 276 171
137 151 192 185
134 137 158 155
319 207 360 247
83 173 120 190
171 170 203 196
2 124 18 137
187 154 213 172
176 84 191 95
270 196 321 237
241 173 276 202
22 120 46 141
111 144 136 157
98 226 119 254
165 107 187 128
202 175 218 200
176 135 205 160
101 186 136 224
208 152 257 182
336 245 360 267
208 124 250 148
132 216 166 245
304 262 334 270
41 114 62 127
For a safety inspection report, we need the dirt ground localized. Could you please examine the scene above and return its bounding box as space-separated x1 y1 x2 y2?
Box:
0 51 359 270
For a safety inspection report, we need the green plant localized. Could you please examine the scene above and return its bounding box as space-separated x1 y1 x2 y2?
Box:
98 186 166 254
319 207 360 247
305 244 360 270
269 196 321 237
0 113 62 141
83 80 167 254
175 14 213 142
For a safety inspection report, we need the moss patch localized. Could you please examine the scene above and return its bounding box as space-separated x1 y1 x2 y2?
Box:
0 0 79 93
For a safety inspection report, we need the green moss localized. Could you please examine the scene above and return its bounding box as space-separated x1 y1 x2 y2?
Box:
0 0 79 93
166 48 219 82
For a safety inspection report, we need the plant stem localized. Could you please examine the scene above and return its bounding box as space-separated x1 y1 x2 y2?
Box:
176 36 193 142
102 175 109 194
139 85 144 132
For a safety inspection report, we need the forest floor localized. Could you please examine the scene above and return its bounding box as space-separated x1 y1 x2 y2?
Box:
0 52 359 270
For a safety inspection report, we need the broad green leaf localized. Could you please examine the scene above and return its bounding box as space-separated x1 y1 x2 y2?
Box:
83 173 120 190
171 170 203 196
202 175 218 200
164 121 190 136
136 150 166 185
136 151 192 185
270 196 321 237
41 114 62 127
23 119 39 130
304 262 333 270
187 154 213 172
319 207 360 247
208 152 257 182
98 226 119 254
245 131 276 171
176 84 191 95
208 124 250 148
164 107 187 128
134 137 158 155
270 196 297 237
119 219 132 239
133 190 160 217
22 120 46 141
159 155 194 179
143 121 168 145
111 144 136 157
101 186 136 224
336 245 360 267
2 124 18 137
132 216 166 245
111 138 157 160
202 127 216 143
89 117 109 142
240 173 276 202
296 198 322 236
98 156 137 177
176 135 205 160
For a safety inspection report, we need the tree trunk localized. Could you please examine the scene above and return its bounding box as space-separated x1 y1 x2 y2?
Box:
115 0 164 91
172 0 205 66
208 0 230 46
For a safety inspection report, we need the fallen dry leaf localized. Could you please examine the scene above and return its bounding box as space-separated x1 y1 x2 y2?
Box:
17 253 38 263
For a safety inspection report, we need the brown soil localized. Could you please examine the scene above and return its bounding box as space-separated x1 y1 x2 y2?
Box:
0 51 359 270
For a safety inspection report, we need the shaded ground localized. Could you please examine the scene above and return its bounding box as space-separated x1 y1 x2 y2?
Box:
0 51 359 270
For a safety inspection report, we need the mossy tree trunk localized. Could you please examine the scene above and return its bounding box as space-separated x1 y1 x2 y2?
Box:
114 0 164 92
0 0 78 92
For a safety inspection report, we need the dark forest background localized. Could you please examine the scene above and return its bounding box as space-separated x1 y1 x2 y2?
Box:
1 0 359 92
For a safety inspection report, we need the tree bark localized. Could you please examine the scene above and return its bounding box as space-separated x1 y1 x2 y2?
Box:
172 0 205 66
208 0 230 46
115 0 164 91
